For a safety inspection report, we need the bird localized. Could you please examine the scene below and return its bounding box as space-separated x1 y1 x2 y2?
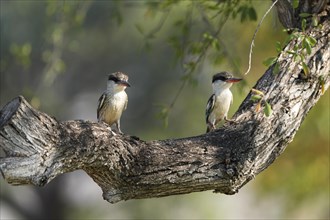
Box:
205 71 242 133
97 72 130 134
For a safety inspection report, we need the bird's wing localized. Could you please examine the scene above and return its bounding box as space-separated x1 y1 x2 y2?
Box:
97 93 106 120
205 94 215 123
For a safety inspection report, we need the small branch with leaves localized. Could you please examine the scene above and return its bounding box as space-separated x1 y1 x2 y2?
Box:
250 89 273 117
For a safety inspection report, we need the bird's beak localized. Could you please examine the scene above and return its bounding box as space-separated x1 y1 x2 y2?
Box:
118 80 131 87
226 78 242 83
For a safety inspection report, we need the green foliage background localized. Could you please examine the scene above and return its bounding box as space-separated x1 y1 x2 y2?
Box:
0 1 328 219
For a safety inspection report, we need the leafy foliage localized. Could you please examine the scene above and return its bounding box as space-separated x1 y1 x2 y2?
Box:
135 0 257 125
264 17 318 77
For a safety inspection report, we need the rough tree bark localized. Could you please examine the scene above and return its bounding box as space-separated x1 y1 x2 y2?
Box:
1 1 329 204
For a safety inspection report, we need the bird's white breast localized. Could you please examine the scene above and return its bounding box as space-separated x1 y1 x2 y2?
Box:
103 91 127 125
210 89 233 123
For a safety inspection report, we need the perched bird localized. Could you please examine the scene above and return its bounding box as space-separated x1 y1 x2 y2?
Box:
205 71 242 133
97 72 130 134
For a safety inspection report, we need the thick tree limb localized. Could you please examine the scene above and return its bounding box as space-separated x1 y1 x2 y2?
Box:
1 15 329 204
273 0 296 28
274 0 329 29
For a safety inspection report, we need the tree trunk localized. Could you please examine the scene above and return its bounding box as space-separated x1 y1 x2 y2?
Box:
1 2 329 204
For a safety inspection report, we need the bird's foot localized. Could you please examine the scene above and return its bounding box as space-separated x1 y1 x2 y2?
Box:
206 124 216 133
113 129 124 136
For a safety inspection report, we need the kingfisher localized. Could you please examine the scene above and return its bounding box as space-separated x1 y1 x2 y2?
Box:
205 71 242 133
97 72 130 134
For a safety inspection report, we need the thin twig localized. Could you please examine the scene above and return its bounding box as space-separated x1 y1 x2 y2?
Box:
169 79 188 109
243 0 279 75
169 5 230 110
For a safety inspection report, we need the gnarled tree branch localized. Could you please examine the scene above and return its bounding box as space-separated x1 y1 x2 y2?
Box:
1 9 329 204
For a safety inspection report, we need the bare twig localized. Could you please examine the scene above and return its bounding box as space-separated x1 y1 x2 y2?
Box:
243 0 279 75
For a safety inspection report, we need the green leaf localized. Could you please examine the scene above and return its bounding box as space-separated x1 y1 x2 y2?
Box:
282 28 289 33
264 101 273 117
306 36 317 47
211 39 220 51
319 76 325 94
275 41 282 53
292 0 299 9
203 32 212 40
312 16 318 27
248 7 257 21
301 19 306 32
237 6 248 23
273 62 280 75
293 53 300 62
298 54 305 62
303 38 312 55
251 89 265 96
263 57 277 67
287 50 297 55
287 32 299 41
299 13 311 18
302 61 309 75
250 95 262 102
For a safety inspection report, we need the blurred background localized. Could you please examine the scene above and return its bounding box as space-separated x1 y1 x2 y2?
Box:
0 1 328 219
